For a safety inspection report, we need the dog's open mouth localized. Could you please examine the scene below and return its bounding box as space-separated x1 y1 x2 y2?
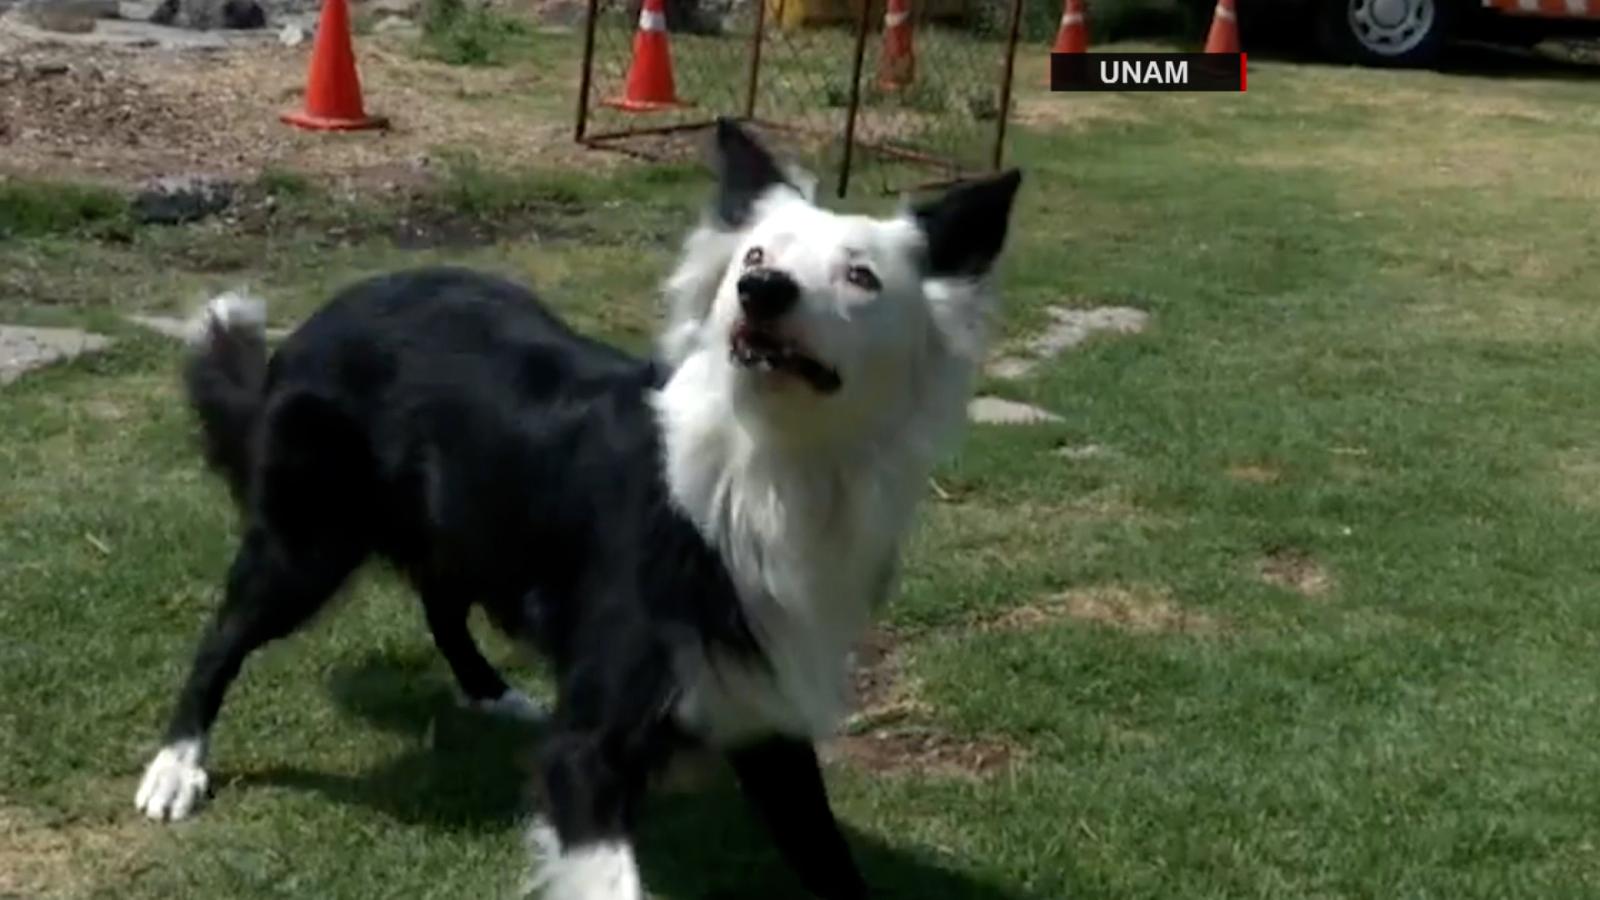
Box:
730 321 841 394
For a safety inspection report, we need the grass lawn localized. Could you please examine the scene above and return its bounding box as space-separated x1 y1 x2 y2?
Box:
5 33 1600 900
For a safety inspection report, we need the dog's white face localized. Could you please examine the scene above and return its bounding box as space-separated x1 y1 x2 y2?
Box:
660 120 1023 451
708 191 929 429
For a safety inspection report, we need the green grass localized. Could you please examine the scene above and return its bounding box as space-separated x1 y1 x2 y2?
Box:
416 0 539 66
0 177 129 240
6 44 1600 900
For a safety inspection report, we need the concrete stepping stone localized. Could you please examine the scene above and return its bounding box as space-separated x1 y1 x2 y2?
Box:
968 396 1063 425
0 325 112 386
987 305 1150 380
125 313 289 342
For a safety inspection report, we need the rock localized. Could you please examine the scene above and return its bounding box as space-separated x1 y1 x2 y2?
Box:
1055 443 1109 460
366 0 416 15
149 0 264 28
15 0 118 32
967 396 1063 426
277 20 304 42
371 13 411 31
131 175 236 225
220 0 263 27
0 326 113 387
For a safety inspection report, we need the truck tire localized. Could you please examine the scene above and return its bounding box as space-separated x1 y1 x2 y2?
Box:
1315 0 1454 67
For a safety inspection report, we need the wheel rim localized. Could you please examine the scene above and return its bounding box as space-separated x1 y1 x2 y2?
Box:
1347 0 1435 56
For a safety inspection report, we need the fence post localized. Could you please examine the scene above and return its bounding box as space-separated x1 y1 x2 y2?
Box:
743 0 769 119
990 0 1024 170
575 0 602 143
838 0 876 197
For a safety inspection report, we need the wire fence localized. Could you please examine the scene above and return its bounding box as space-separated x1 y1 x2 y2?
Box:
575 0 1025 197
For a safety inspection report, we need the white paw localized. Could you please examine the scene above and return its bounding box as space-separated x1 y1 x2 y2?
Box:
463 688 548 723
523 818 644 900
134 739 210 822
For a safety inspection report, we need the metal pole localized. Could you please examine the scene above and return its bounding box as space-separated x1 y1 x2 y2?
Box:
575 0 602 143
743 0 769 118
838 0 876 198
990 0 1024 170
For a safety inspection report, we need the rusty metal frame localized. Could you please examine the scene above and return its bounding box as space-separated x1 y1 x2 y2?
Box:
574 0 1025 197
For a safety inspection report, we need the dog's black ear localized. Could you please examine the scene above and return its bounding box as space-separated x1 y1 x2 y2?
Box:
708 118 793 229
910 169 1023 278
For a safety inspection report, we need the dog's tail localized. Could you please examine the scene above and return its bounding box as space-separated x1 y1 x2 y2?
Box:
182 291 270 506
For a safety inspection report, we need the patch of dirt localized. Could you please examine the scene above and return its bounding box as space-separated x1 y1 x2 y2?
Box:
0 805 153 899
1226 464 1281 485
1256 548 1333 600
1553 449 1600 510
0 29 632 187
982 584 1221 636
1011 93 1145 131
824 725 1018 780
210 181 606 251
823 628 1018 780
846 627 931 731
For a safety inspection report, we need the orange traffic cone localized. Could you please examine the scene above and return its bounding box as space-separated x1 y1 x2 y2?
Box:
877 0 914 91
280 0 387 131
604 0 688 112
1204 0 1239 53
1052 0 1088 54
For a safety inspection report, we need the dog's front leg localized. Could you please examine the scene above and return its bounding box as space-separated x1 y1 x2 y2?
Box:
525 727 655 900
727 736 869 900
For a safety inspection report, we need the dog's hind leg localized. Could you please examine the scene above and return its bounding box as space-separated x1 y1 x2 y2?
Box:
419 588 545 722
726 736 869 900
134 524 365 822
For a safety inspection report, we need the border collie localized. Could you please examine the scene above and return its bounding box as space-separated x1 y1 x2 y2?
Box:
133 119 1022 899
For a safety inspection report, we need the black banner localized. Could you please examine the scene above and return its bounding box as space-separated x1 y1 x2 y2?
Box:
1050 52 1247 92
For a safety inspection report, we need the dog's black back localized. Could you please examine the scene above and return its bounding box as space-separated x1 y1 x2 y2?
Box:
183 265 758 714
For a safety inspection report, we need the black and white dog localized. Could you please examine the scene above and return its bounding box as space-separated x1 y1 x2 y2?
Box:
133 119 1022 899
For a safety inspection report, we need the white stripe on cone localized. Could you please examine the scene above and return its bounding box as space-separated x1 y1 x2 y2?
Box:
884 9 909 26
1213 3 1234 19
638 8 666 29
1059 12 1083 24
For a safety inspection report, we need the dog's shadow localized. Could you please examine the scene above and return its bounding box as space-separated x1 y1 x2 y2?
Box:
234 652 1038 900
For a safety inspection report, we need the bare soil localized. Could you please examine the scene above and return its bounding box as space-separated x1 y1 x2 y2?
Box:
0 26 623 188
1256 548 1334 600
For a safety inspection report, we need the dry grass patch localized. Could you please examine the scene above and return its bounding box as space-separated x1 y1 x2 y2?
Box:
982 584 1222 637
1400 292 1600 347
1226 463 1281 485
1256 548 1334 600
824 628 1021 781
1012 93 1147 131
1552 448 1600 510
823 726 1020 781
845 627 932 732
0 804 154 899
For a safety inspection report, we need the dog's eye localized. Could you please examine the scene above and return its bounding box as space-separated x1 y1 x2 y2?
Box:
743 247 764 268
845 265 881 291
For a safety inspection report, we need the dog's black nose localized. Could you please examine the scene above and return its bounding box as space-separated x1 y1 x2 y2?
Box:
737 268 799 321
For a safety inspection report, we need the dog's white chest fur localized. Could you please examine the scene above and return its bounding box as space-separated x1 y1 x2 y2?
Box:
651 355 914 745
